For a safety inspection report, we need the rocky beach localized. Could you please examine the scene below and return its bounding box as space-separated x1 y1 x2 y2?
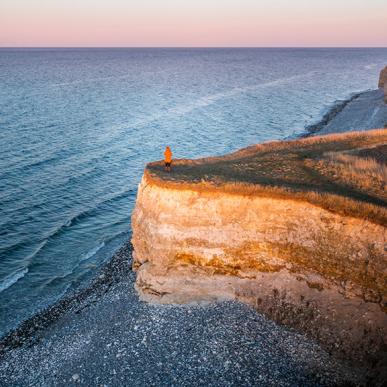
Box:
1 80 386 387
304 88 386 136
0 242 366 386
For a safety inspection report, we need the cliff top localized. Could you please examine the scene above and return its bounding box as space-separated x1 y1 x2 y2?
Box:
146 129 387 225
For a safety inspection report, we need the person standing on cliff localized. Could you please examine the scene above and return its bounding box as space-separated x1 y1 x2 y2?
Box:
164 146 172 172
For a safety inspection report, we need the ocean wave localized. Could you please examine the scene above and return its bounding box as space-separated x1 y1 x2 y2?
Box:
0 267 28 293
103 229 130 244
0 198 128 266
0 239 47 265
42 241 106 289
64 165 99 186
0 153 63 181
80 242 105 262
31 189 135 244
27 240 48 261
23 155 60 170
63 190 134 228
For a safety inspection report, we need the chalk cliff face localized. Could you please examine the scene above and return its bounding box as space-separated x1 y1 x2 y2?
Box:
379 66 387 103
132 172 386 364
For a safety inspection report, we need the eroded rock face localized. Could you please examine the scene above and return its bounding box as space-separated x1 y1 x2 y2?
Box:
379 66 387 103
131 174 387 365
378 66 387 88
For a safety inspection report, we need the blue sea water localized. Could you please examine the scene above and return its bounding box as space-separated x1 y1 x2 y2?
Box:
0 48 386 336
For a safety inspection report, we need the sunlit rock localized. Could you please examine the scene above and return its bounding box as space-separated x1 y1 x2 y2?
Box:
132 129 387 365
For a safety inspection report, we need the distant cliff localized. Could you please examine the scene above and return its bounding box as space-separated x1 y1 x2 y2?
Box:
378 66 387 88
379 65 387 103
132 130 387 368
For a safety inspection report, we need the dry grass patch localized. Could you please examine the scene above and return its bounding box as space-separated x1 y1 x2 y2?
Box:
312 148 387 202
146 129 387 225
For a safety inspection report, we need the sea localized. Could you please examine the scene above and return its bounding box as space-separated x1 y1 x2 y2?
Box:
1 48 386 337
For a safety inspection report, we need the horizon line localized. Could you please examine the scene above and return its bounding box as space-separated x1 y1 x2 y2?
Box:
1 46 387 49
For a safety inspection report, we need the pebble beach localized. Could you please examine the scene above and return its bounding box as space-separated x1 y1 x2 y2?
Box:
0 243 364 386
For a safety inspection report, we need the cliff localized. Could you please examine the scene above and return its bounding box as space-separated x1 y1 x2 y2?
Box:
131 129 387 367
378 65 387 89
379 65 387 103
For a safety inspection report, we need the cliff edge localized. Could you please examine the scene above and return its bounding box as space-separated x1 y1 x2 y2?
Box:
132 129 387 371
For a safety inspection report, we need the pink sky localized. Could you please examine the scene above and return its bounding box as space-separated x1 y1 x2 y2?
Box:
1 0 386 47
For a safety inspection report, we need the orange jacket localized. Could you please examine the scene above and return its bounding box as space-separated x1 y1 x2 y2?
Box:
164 147 172 163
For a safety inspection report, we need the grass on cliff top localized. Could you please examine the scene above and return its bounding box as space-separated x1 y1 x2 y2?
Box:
146 129 387 225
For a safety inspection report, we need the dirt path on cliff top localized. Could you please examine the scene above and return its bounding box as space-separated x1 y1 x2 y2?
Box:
0 242 366 387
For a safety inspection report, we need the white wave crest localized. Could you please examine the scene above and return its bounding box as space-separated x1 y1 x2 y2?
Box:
80 242 105 262
0 267 29 293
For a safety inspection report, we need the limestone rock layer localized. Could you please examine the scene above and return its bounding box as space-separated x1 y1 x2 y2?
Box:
132 173 386 365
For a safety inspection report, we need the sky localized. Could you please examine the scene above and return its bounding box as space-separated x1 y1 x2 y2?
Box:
1 0 386 47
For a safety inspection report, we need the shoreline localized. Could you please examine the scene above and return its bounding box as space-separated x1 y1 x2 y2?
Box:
1 88 386 385
0 241 133 355
302 88 386 136
301 92 363 137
